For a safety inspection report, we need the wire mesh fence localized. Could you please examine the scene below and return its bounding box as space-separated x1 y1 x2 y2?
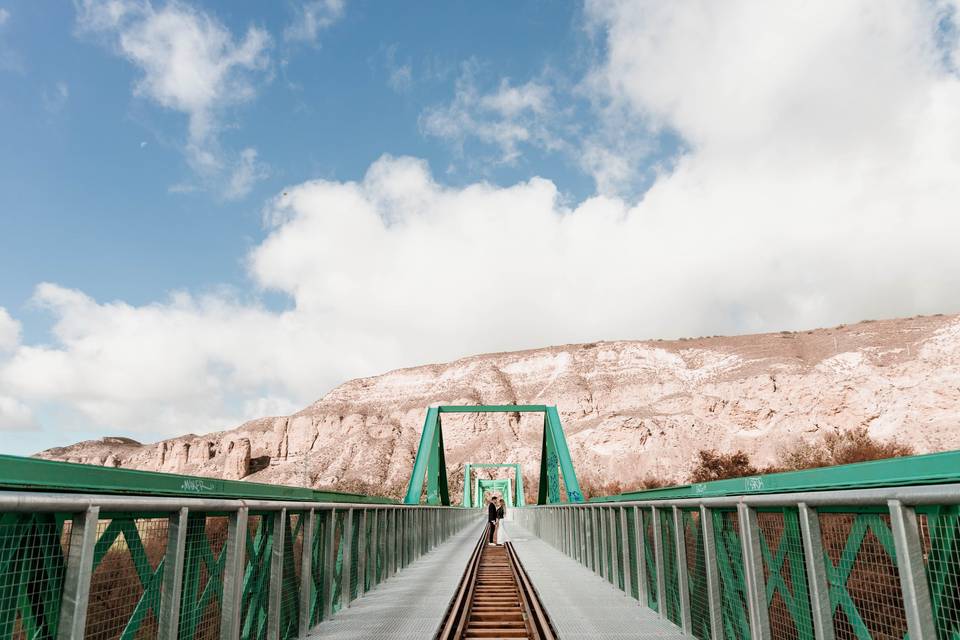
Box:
642 507 660 612
659 508 683 627
820 512 907 640
921 505 960 640
0 513 69 640
178 515 229 640
711 509 751 640
683 509 711 640
85 517 168 640
756 508 815 640
0 500 475 640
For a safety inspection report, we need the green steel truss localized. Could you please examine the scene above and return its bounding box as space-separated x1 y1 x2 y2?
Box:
463 463 525 508
403 405 583 505
475 479 512 507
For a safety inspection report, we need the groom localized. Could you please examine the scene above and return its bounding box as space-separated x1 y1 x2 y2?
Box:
487 496 499 544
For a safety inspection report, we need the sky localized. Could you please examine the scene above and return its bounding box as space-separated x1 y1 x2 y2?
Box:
1 1 959 455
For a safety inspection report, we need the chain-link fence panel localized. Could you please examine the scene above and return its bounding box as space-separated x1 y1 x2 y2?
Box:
683 509 711 640
819 512 907 640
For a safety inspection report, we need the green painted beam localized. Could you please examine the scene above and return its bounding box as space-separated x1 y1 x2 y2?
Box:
438 405 548 413
403 407 440 504
0 454 395 504
589 448 960 503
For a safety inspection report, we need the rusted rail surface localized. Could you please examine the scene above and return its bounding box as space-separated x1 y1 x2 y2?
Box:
438 526 556 639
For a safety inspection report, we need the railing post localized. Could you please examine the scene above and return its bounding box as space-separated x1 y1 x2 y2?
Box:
299 509 315 638
673 506 693 634
797 503 834 640
580 508 588 568
369 509 379 589
600 507 609 580
620 507 632 596
590 507 599 574
357 509 368 599
889 500 937 640
57 505 99 640
159 507 189 640
220 507 248 640
322 509 337 621
340 508 354 610
738 504 771 640
266 508 287 640
652 506 666 619
609 508 619 587
387 509 396 577
635 506 648 607
701 506 723 640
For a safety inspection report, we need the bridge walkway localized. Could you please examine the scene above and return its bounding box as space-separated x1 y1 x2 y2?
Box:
308 517 685 639
307 520 487 639
504 521 686 639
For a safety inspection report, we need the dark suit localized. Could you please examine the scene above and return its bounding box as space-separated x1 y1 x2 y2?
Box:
488 502 498 542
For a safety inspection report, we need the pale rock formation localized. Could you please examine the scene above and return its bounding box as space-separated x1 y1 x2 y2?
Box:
34 313 960 501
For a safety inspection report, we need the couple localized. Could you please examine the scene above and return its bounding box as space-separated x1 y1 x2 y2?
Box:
487 496 506 545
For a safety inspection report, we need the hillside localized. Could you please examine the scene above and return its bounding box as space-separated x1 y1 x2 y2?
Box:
37 313 960 501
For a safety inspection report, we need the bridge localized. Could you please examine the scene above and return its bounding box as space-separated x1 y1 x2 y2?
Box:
1 404 959 639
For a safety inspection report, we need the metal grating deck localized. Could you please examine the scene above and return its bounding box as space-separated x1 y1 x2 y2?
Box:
307 519 487 639
504 521 689 640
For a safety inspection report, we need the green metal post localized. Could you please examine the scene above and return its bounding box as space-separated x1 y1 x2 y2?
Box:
403 407 440 504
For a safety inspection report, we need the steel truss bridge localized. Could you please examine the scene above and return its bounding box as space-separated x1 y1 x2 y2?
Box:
1 404 960 639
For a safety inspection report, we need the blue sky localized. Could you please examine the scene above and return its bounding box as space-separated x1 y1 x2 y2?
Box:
1 1 960 455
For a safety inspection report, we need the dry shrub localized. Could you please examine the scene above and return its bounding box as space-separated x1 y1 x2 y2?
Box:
773 426 914 472
689 449 758 483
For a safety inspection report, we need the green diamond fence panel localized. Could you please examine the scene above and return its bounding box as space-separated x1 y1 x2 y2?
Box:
713 509 751 640
819 512 907 640
625 508 639 600
330 512 344 616
349 516 360 602
920 505 960 640
239 514 274 640
0 513 68 640
178 515 228 640
279 512 302 640
659 508 682 626
86 517 168 640
683 509 711 640
643 508 659 613
308 511 328 627
757 509 815 640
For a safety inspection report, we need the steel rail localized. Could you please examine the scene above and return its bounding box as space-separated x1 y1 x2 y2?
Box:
505 541 556 640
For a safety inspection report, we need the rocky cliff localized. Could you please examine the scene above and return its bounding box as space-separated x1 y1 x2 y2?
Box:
36 313 960 501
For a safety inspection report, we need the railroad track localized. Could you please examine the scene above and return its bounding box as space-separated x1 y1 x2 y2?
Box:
438 526 556 640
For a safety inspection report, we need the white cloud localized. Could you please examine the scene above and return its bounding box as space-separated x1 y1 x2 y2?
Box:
4 2 960 441
224 147 268 200
420 63 562 165
76 0 271 196
0 8 9 26
284 0 344 45
0 307 20 352
382 44 413 94
0 396 36 430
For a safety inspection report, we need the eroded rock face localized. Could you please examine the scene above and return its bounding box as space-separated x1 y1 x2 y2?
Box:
34 314 960 500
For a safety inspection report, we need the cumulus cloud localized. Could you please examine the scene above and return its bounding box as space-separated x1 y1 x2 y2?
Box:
4 1 960 441
76 0 271 196
420 62 563 165
284 0 344 46
0 308 20 352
